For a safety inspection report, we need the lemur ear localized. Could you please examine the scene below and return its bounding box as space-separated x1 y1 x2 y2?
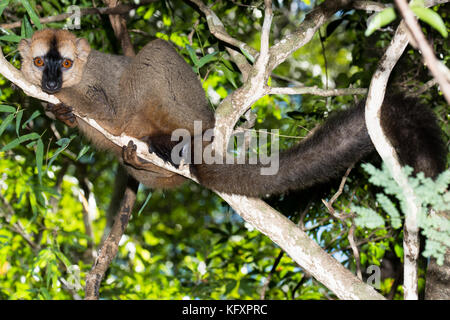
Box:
18 38 31 58
75 38 91 62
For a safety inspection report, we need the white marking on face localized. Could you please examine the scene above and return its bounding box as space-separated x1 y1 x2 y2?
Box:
57 41 77 60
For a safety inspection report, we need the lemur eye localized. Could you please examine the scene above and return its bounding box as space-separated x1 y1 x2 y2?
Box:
62 59 73 69
33 57 44 67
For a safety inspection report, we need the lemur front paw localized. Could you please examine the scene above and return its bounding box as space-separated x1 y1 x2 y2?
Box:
46 103 77 128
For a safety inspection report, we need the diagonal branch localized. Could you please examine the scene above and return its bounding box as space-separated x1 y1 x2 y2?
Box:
188 0 253 78
0 46 384 300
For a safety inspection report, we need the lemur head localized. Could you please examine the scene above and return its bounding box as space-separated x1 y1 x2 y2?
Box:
18 29 91 94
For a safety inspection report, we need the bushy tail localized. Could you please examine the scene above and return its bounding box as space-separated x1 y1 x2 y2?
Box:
192 95 446 197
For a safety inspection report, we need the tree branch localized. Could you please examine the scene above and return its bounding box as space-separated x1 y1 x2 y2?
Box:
84 176 139 300
363 20 420 300
269 87 368 97
394 0 450 104
102 0 136 57
188 0 253 79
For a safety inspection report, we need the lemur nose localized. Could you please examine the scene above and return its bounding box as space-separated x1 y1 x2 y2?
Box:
47 80 57 89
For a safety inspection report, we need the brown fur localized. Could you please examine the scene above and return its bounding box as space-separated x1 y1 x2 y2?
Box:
19 29 446 195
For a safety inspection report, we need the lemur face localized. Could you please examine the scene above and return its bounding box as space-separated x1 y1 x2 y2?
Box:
18 29 91 93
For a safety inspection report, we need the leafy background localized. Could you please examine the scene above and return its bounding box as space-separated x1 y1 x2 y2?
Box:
0 0 448 299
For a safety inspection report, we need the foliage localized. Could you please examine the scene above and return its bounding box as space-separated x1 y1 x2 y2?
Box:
0 0 448 300
352 164 450 265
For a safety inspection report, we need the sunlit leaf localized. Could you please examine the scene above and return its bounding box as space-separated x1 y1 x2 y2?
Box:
411 6 448 38
365 7 396 36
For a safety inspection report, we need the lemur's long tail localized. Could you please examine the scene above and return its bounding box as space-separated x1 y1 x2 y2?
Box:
192 95 446 197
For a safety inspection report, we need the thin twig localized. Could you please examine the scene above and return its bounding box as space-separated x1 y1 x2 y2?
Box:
394 0 450 103
260 250 284 299
270 87 368 97
321 166 353 220
348 223 362 280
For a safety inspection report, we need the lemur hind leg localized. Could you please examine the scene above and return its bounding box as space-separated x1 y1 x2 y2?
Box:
122 138 181 171
145 135 185 168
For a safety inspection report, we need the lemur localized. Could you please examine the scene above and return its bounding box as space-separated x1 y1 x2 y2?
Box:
18 29 446 197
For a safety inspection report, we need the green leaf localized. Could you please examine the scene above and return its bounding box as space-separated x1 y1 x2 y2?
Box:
56 137 71 147
47 137 73 169
0 113 15 136
76 145 90 160
39 287 51 300
138 191 152 216
352 205 386 229
0 0 10 17
36 138 44 184
394 243 404 259
143 6 156 20
239 46 255 64
1 132 40 151
217 63 237 89
411 6 448 38
377 193 402 229
41 2 56 15
0 104 17 113
186 45 199 66
21 16 34 39
18 0 42 30
365 7 396 37
197 52 219 69
54 250 71 269
0 34 23 43
22 110 41 129
15 109 23 135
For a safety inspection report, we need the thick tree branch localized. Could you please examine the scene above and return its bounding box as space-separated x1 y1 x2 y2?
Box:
363 21 420 300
